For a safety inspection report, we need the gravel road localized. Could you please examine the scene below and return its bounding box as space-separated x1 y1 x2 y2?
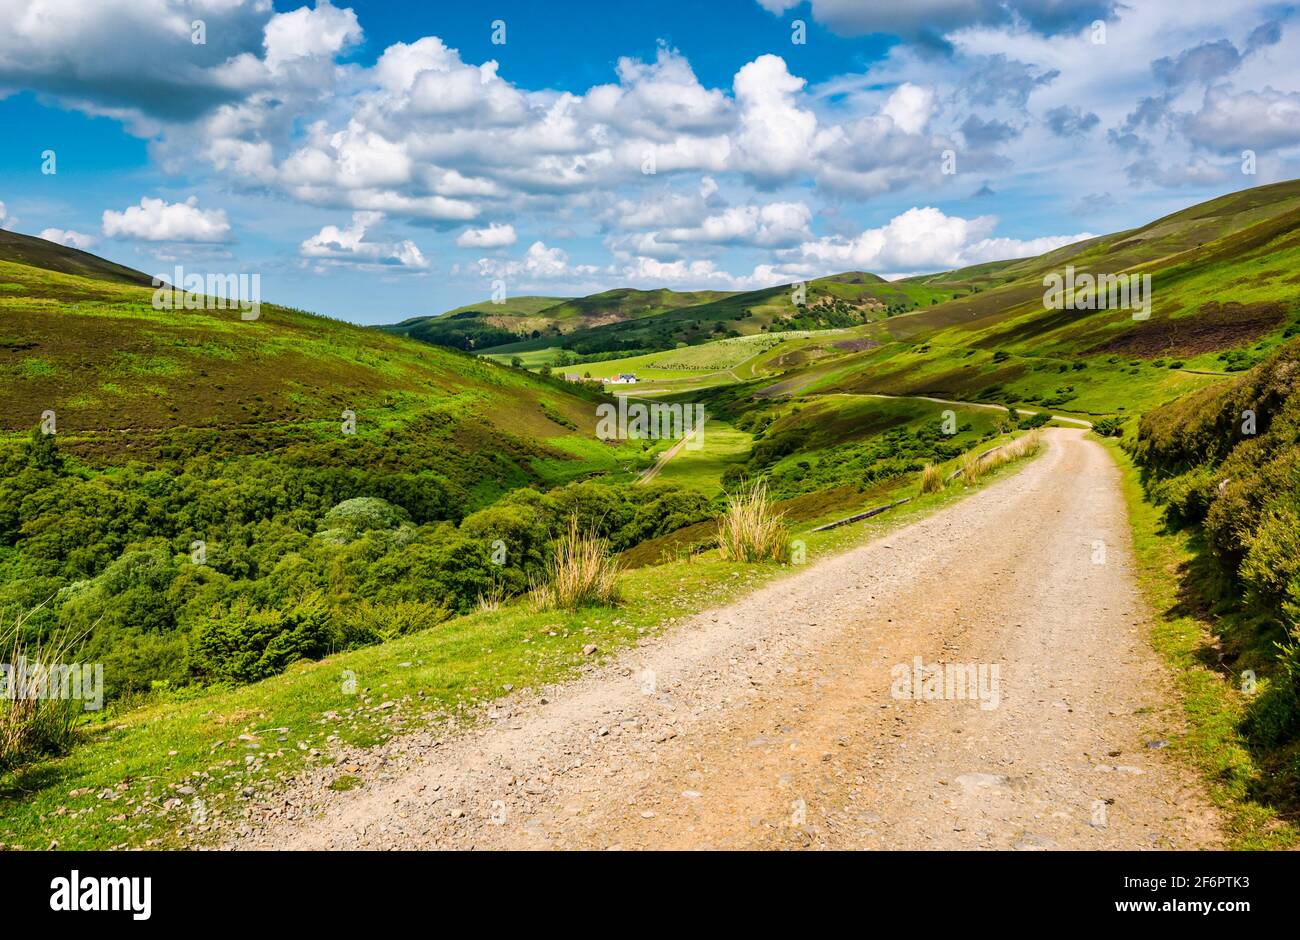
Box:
232 428 1220 850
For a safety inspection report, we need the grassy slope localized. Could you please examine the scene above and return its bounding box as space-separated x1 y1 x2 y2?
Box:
0 255 637 484
0 229 154 287
0 435 1044 850
755 180 1300 419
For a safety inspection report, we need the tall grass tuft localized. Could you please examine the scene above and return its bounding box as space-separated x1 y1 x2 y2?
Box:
959 430 1044 485
476 581 507 613
919 463 945 494
0 609 83 773
531 516 622 611
717 479 790 563
959 448 988 484
985 430 1043 470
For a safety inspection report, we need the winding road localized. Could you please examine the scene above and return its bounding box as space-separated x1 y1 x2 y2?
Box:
233 428 1218 851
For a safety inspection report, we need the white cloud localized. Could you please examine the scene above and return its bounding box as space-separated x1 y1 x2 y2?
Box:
262 1 361 72
39 227 97 249
881 83 935 135
731 55 827 185
793 206 1093 274
475 241 598 281
456 223 517 248
299 211 428 270
1183 85 1300 151
662 201 813 248
102 196 231 242
0 201 14 230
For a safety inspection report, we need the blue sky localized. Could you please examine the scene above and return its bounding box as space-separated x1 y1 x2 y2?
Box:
2 0 1298 324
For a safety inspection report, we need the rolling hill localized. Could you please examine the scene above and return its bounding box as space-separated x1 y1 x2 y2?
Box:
383 271 961 365
0 232 634 489
692 179 1300 420
0 228 154 286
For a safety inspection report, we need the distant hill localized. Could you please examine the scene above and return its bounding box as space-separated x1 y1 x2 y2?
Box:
382 272 958 360
0 228 154 286
380 287 723 353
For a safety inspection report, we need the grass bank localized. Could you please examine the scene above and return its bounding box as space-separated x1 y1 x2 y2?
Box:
1107 439 1298 849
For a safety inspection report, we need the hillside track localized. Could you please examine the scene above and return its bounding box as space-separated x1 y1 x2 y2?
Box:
233 429 1219 850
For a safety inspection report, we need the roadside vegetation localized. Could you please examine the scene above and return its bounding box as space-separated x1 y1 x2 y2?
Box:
0 419 1045 851
717 480 790 563
0 608 82 772
1123 338 1300 839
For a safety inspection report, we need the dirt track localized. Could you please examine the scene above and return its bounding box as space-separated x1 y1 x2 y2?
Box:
234 428 1220 850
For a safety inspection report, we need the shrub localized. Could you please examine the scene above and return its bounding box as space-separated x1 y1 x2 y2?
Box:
919 463 944 494
0 609 83 772
1149 464 1219 526
531 516 621 611
321 497 411 535
335 599 449 645
717 480 790 563
1243 627 1300 746
1092 416 1124 438
188 593 334 685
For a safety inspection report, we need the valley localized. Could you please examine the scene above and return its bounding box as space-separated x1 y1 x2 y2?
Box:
3 180 1300 852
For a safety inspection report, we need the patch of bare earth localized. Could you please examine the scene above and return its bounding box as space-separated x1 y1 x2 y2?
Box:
229 429 1220 851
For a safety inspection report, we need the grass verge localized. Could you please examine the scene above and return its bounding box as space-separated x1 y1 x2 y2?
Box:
1105 438 1298 849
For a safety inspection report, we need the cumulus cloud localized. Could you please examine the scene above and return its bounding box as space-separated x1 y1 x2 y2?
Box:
475 241 598 281
732 55 828 185
792 207 1093 274
102 196 231 242
0 201 14 230
661 201 813 248
299 211 428 270
456 223 517 248
39 227 97 249
1044 105 1100 137
0 0 360 128
961 114 1020 147
1153 39 1243 88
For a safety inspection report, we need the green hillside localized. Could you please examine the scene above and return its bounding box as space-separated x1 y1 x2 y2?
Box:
747 179 1300 419
0 242 704 711
384 272 962 366
0 228 154 287
381 287 721 354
